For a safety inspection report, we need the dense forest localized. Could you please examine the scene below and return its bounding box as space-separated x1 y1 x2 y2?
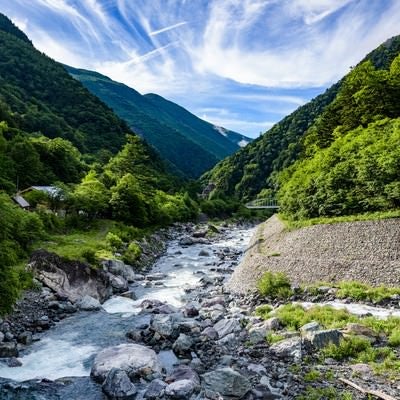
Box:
66 66 251 178
203 35 400 219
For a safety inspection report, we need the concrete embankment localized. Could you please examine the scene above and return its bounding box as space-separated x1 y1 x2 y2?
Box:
228 215 400 293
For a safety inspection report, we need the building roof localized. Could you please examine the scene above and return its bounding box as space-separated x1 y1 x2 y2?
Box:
13 195 30 208
21 185 61 197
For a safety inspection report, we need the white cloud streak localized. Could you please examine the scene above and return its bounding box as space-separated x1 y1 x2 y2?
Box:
149 21 188 36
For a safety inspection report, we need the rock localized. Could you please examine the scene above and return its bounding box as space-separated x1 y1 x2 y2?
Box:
0 332 3 343
151 314 181 339
263 317 281 331
208 224 220 233
202 297 225 308
18 331 33 345
173 334 193 356
77 295 102 311
270 337 302 361
213 318 241 339
91 343 162 383
120 290 137 300
165 379 196 399
300 321 321 333
29 249 112 303
248 323 268 345
7 357 22 367
198 250 211 257
350 363 372 375
109 274 129 293
147 273 167 281
0 342 18 358
167 365 200 386
305 329 343 349
144 379 167 399
102 259 136 283
201 327 218 340
193 229 208 238
184 302 199 317
102 368 137 400
247 364 267 375
179 237 195 246
202 367 251 399
156 304 179 315
342 323 378 342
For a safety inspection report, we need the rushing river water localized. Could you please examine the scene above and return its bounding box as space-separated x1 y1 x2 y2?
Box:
0 225 254 385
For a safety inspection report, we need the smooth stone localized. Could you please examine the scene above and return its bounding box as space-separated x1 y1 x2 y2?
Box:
7 357 23 368
198 249 211 257
165 379 196 399
300 321 321 333
91 343 162 383
173 334 193 356
144 379 167 399
77 295 102 311
0 342 18 358
18 331 33 345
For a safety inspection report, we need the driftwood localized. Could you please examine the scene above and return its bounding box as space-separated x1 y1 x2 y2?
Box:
339 377 398 400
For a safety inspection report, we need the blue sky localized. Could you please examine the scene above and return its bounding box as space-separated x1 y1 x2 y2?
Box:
1 0 399 138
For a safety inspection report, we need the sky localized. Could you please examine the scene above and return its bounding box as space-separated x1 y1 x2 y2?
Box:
1 0 400 138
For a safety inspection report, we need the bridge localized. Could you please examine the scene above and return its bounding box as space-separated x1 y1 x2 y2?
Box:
245 198 280 209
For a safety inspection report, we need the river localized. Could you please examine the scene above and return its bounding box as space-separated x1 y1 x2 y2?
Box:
0 225 254 398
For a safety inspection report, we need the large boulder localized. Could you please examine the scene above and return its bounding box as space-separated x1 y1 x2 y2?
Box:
102 259 136 283
270 337 302 361
304 329 343 349
201 368 251 399
29 250 112 303
91 344 162 383
102 368 137 400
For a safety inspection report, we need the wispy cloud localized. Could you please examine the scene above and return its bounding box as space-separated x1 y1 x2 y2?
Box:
1 0 400 137
149 21 188 36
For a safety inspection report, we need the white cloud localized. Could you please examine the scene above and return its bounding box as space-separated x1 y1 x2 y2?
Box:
149 22 188 36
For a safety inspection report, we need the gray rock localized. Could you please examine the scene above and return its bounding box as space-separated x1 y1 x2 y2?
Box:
147 273 167 281
300 321 321 333
0 332 4 343
184 302 200 317
167 365 200 386
270 337 302 361
102 259 136 283
248 323 268 344
264 317 281 331
77 295 102 311
193 229 208 238
202 367 251 399
213 318 241 339
151 314 181 339
201 327 218 340
165 379 196 399
179 237 195 246
305 329 343 349
0 342 18 358
173 334 193 356
7 357 22 368
144 379 167 399
247 364 267 375
202 297 225 308
120 290 137 300
109 274 129 293
18 331 33 345
198 250 211 257
91 343 162 383
102 368 137 400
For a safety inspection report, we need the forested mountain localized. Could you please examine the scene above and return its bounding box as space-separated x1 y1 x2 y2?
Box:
204 35 400 219
66 66 251 178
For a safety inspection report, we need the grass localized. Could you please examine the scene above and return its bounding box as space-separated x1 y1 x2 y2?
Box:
259 303 358 331
336 281 400 302
281 209 400 230
297 386 354 400
303 369 321 382
266 332 284 344
39 219 114 263
257 271 293 299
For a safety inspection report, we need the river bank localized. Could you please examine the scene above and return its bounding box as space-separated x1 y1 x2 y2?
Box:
0 220 399 399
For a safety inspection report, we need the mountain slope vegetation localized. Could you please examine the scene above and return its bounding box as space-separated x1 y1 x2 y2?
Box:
66 66 251 178
204 35 400 219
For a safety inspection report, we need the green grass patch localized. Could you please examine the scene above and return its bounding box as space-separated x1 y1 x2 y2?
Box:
255 304 273 319
257 271 293 299
260 303 357 331
282 209 400 230
303 369 321 382
336 281 400 302
266 332 284 344
297 386 353 400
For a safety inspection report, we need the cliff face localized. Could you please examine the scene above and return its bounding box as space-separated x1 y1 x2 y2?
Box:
228 215 400 293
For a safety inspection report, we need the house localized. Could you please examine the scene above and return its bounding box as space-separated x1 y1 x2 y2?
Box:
12 194 30 209
20 186 62 198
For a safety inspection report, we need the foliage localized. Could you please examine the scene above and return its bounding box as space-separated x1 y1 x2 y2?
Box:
254 304 273 319
297 386 353 400
266 332 284 344
122 242 142 265
336 281 400 302
106 232 123 251
257 271 293 299
388 329 400 347
0 193 44 314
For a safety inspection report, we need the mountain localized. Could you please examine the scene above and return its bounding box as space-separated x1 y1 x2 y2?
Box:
0 14 170 190
204 35 400 219
65 66 251 178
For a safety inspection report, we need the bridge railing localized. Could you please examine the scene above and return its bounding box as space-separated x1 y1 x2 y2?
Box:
245 198 280 209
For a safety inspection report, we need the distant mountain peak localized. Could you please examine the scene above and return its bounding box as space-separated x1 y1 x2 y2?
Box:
0 14 31 44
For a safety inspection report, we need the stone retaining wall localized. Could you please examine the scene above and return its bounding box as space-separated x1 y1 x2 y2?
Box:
228 215 400 293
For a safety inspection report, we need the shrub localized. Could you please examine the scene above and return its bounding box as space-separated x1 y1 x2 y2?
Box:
106 232 123 250
257 271 293 298
337 281 400 302
388 329 400 347
122 242 142 265
321 336 372 360
80 248 97 265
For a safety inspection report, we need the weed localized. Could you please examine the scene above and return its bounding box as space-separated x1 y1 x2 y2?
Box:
303 369 321 382
388 328 400 347
266 332 284 344
257 271 293 299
